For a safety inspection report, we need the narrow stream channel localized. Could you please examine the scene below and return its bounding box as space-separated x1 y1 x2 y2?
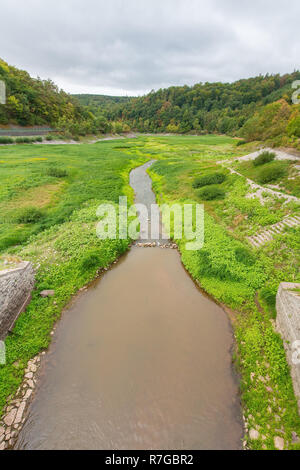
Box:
16 162 243 450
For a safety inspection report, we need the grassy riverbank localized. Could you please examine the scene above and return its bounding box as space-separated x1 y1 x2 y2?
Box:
0 135 299 450
141 136 300 450
0 140 147 416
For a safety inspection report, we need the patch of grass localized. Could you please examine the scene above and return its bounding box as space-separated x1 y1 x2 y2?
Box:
0 137 14 144
80 249 102 271
236 139 247 146
197 185 226 200
258 162 287 184
15 137 33 144
15 207 43 224
253 151 276 167
47 167 68 178
192 172 226 188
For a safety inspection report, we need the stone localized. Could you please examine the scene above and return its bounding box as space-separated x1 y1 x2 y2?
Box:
25 372 33 379
27 379 34 388
23 389 33 400
29 364 37 372
249 429 260 440
14 401 26 425
0 426 4 437
292 432 300 444
274 436 284 450
0 441 6 450
40 290 55 298
3 408 17 427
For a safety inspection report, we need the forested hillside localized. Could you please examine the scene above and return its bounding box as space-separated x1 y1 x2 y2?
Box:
1 58 300 147
103 72 300 148
74 94 131 110
0 59 111 136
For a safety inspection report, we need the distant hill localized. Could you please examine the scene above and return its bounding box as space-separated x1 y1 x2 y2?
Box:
73 94 131 107
98 72 300 148
1 59 299 146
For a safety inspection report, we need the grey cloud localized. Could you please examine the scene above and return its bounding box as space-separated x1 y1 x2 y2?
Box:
0 0 299 95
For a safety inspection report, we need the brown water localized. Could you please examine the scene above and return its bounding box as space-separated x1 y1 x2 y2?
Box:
16 162 243 450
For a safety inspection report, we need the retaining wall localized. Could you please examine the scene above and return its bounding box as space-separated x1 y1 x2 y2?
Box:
0 262 35 340
276 282 300 411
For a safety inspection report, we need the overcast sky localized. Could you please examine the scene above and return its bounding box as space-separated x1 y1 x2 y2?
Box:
0 0 299 96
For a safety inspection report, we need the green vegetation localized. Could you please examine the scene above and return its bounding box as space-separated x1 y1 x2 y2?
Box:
15 207 43 224
137 135 299 450
193 172 226 188
2 59 300 149
0 137 14 144
233 158 300 198
0 136 44 144
0 135 299 450
76 72 300 149
258 162 287 184
0 139 148 421
253 151 276 166
0 58 112 137
46 167 68 178
197 185 225 200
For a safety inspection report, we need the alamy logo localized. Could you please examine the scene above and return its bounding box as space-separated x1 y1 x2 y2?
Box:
96 197 204 251
292 80 300 105
0 341 6 365
0 80 6 105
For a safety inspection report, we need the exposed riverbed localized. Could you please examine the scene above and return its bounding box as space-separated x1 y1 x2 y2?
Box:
16 162 242 450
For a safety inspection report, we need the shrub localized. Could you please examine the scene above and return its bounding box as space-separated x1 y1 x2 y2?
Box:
235 247 255 266
45 134 54 141
80 250 102 271
35 136 43 142
253 151 276 167
197 185 225 200
15 137 32 144
192 172 226 188
258 163 287 184
0 136 14 144
236 139 247 146
15 207 43 224
47 167 68 178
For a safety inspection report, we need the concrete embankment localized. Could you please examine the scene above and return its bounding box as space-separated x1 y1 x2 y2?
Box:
0 262 35 340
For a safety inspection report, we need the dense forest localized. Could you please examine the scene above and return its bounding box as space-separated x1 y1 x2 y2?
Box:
0 58 111 136
1 57 300 147
96 71 300 147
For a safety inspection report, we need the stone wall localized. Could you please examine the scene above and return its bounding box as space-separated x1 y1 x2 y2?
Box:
276 282 300 411
0 262 35 340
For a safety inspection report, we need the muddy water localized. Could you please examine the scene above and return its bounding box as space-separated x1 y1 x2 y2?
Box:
16 162 242 450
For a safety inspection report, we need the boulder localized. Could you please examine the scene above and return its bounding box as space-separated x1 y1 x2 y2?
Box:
40 290 55 298
274 436 284 450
